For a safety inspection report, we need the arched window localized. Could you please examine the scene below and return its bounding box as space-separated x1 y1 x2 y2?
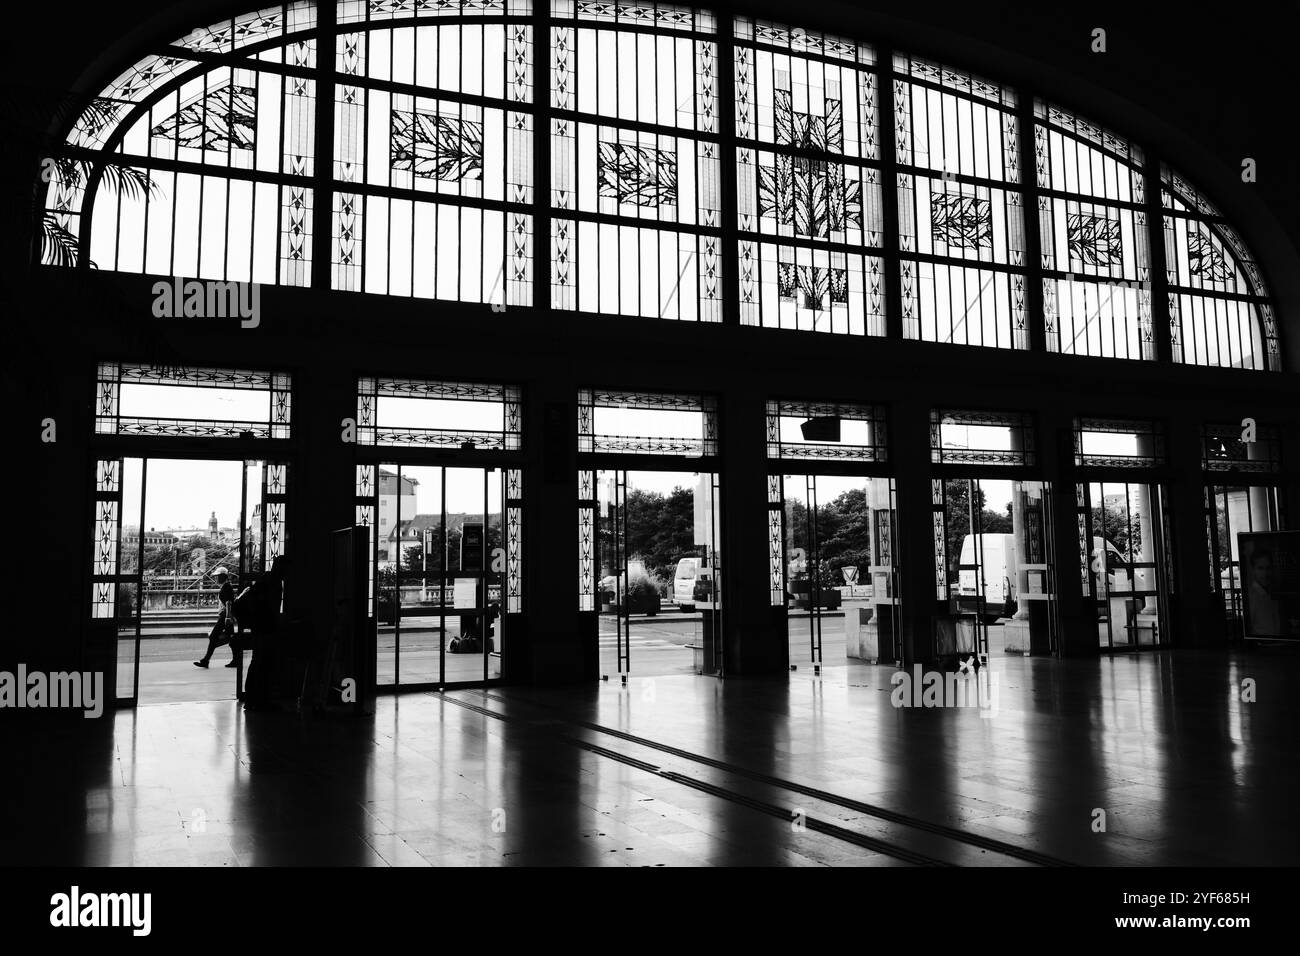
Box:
894 56 1027 350
41 0 1282 370
1034 102 1153 361
49 3 323 281
734 17 884 335
1161 165 1279 371
550 1 721 320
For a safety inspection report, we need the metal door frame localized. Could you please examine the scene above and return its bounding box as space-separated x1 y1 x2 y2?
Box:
366 461 511 691
1205 481 1284 642
98 453 282 707
933 476 991 663
770 470 902 670
582 462 724 682
1080 478 1171 651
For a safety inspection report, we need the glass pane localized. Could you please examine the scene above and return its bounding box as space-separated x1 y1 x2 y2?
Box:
397 465 443 686
784 475 815 669
444 467 487 683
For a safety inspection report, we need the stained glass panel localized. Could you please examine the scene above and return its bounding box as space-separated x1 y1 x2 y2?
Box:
550 4 720 321
1161 163 1276 371
735 17 881 334
894 55 1026 350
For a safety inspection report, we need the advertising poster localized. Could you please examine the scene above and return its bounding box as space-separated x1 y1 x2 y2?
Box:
1238 531 1300 640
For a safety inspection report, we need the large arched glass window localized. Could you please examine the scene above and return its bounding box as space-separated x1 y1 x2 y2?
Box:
49 2 321 280
733 18 883 335
41 1 1283 371
1161 165 1279 371
331 0 535 303
1035 102 1153 361
894 56 1027 350
549 0 721 321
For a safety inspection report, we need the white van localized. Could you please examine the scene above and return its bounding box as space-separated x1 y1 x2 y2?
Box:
958 534 1017 618
673 557 699 610
958 533 1128 619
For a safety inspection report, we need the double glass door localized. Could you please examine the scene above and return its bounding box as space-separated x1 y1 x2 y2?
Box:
779 474 898 673
1079 480 1172 649
933 477 1057 660
593 469 722 681
1206 483 1282 640
107 456 284 706
372 464 507 688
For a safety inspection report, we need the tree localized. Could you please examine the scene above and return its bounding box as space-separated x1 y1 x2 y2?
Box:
620 487 695 580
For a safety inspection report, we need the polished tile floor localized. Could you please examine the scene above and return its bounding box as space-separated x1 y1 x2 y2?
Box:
3 648 1297 866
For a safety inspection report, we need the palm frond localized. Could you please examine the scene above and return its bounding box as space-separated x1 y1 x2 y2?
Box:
98 163 161 201
39 214 81 267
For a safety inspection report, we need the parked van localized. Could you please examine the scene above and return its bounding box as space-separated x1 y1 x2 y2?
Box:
958 534 1017 620
673 557 699 610
958 534 1127 620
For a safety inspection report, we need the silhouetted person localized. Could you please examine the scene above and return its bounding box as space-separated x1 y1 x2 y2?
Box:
194 566 238 668
235 555 288 709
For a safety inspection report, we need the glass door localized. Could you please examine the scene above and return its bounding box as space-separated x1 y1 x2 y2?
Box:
375 464 506 688
784 474 822 672
936 478 993 662
114 458 145 706
779 474 899 672
596 470 630 683
593 469 720 681
1207 484 1282 640
1084 480 1171 649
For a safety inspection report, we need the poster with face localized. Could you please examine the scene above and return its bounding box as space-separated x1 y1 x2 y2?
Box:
1238 532 1300 640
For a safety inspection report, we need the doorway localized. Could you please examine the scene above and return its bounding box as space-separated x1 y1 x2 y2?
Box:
594 469 722 681
778 474 898 673
1080 480 1172 649
371 464 510 688
111 456 286 705
933 477 1058 660
1206 483 1283 641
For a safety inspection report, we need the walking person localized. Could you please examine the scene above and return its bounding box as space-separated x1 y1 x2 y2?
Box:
194 566 238 668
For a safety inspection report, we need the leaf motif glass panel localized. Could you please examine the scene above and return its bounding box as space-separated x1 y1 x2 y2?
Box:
391 109 485 183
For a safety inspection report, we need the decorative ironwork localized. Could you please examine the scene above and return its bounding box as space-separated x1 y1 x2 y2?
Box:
1074 417 1166 469
577 388 718 457
1161 163 1277 371
597 139 677 208
932 510 947 599
96 459 120 493
930 189 992 252
930 409 1036 467
94 362 293 440
767 507 784 606
391 109 485 183
355 377 523 450
1201 422 1281 474
573 1 708 31
151 83 257 155
578 466 595 610
765 399 886 462
1067 212 1123 269
1186 229 1231 283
